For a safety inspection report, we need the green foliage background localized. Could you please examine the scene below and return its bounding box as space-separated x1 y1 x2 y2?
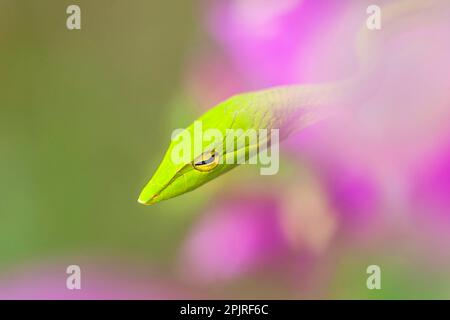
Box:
0 0 204 269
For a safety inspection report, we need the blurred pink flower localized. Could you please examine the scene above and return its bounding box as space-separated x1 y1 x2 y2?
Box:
0 259 196 300
179 195 291 282
179 0 450 284
179 176 340 284
409 134 450 248
205 0 354 88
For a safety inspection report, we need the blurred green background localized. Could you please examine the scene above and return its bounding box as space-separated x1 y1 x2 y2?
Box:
0 0 203 269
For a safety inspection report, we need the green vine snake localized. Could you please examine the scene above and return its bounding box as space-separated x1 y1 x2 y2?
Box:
138 0 443 205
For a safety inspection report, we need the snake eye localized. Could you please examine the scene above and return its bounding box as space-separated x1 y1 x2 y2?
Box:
192 150 220 172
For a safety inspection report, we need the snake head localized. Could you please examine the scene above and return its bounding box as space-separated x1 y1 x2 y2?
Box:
137 94 263 205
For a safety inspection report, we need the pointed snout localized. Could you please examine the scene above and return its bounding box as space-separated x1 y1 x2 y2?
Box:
137 181 164 205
